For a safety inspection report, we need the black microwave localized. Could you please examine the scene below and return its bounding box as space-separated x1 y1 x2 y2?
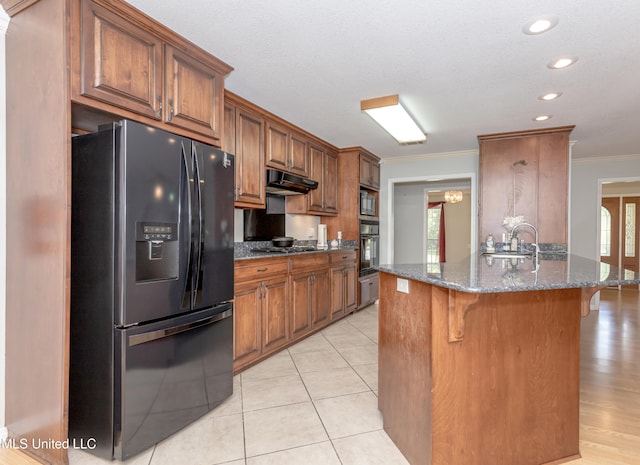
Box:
360 191 376 216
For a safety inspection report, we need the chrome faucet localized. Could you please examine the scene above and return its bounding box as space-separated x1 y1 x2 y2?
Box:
511 222 539 272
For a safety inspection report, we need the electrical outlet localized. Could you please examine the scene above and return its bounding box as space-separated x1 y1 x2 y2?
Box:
397 278 409 293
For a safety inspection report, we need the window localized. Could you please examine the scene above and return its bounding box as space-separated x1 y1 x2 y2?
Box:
601 206 611 256
625 203 636 257
426 204 442 263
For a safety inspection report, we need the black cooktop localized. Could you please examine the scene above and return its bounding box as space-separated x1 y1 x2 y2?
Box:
250 245 317 254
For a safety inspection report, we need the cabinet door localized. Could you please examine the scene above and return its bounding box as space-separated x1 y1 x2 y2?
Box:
360 156 372 187
233 283 262 369
80 0 162 119
370 162 381 190
222 103 236 154
165 45 224 140
323 150 339 214
235 107 266 208
330 267 345 319
312 269 331 327
360 155 380 190
344 265 357 313
289 131 309 177
308 145 326 212
290 272 312 338
265 121 290 172
307 145 338 215
262 277 289 353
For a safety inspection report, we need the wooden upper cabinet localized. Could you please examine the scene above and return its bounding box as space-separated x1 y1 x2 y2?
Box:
478 126 574 244
290 131 310 177
307 144 338 215
286 142 338 216
265 120 309 177
72 0 232 143
78 0 163 119
360 153 380 190
164 45 225 140
224 98 266 208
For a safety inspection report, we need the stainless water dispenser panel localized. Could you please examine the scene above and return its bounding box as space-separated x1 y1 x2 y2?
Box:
135 222 178 282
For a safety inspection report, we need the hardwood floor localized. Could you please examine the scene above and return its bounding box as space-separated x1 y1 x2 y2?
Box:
1 288 638 465
573 288 640 465
0 448 42 465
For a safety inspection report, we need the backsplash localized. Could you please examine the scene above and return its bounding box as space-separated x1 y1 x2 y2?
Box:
234 239 357 259
480 242 568 254
234 208 321 242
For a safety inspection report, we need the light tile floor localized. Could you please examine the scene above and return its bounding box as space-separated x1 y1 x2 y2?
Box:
69 303 410 465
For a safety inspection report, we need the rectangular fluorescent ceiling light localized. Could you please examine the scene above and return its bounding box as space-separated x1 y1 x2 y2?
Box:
361 94 427 144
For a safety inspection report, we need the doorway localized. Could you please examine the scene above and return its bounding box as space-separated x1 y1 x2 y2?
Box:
390 175 476 265
599 180 640 285
601 194 640 281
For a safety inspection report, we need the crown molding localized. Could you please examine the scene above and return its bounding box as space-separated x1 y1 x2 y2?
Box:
572 153 640 165
380 149 478 164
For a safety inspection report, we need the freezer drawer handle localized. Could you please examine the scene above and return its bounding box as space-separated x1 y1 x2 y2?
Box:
128 309 233 346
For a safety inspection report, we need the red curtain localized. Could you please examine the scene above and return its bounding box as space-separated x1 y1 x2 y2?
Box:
428 201 446 262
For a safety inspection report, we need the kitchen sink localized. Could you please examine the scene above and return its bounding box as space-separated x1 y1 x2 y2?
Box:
482 252 533 259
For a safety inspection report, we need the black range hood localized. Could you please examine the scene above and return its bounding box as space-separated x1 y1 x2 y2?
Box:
265 169 319 195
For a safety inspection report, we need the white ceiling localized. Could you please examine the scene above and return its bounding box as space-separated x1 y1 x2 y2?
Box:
127 0 640 160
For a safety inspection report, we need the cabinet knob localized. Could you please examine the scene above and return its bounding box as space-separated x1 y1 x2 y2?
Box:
156 95 163 119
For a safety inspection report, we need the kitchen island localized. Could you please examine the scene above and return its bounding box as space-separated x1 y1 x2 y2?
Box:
377 254 639 465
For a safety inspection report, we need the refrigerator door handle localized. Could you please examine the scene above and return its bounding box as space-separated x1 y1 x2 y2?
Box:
191 144 204 304
181 142 193 302
127 308 232 346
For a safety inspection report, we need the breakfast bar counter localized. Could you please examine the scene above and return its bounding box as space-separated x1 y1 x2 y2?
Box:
377 254 639 465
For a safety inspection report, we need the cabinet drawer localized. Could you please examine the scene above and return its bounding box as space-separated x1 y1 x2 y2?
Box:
329 250 356 266
235 258 289 283
290 253 329 271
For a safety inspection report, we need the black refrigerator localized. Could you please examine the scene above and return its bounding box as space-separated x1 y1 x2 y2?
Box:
69 120 235 460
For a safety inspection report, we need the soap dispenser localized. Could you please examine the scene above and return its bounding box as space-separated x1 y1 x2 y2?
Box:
485 234 495 253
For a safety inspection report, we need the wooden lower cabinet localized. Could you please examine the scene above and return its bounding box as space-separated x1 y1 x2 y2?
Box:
312 269 331 326
290 268 330 338
233 275 289 370
330 251 357 319
234 258 290 371
234 252 354 373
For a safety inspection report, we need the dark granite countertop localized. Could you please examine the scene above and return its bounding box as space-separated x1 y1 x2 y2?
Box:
378 253 640 293
235 240 357 260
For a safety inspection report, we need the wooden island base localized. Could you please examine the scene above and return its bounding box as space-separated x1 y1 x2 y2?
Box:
378 271 588 465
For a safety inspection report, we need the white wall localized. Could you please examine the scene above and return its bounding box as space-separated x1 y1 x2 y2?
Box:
392 184 471 264
1 5 9 433
381 149 640 267
380 150 479 264
393 183 426 263
570 155 640 260
440 193 472 263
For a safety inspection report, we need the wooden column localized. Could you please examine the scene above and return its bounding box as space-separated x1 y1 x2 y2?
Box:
3 1 71 464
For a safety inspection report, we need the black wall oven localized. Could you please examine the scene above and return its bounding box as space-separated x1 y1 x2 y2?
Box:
359 220 379 276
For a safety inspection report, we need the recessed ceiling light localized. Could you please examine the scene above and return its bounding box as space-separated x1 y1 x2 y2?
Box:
523 16 558 35
547 57 578 69
538 92 563 101
533 115 552 121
